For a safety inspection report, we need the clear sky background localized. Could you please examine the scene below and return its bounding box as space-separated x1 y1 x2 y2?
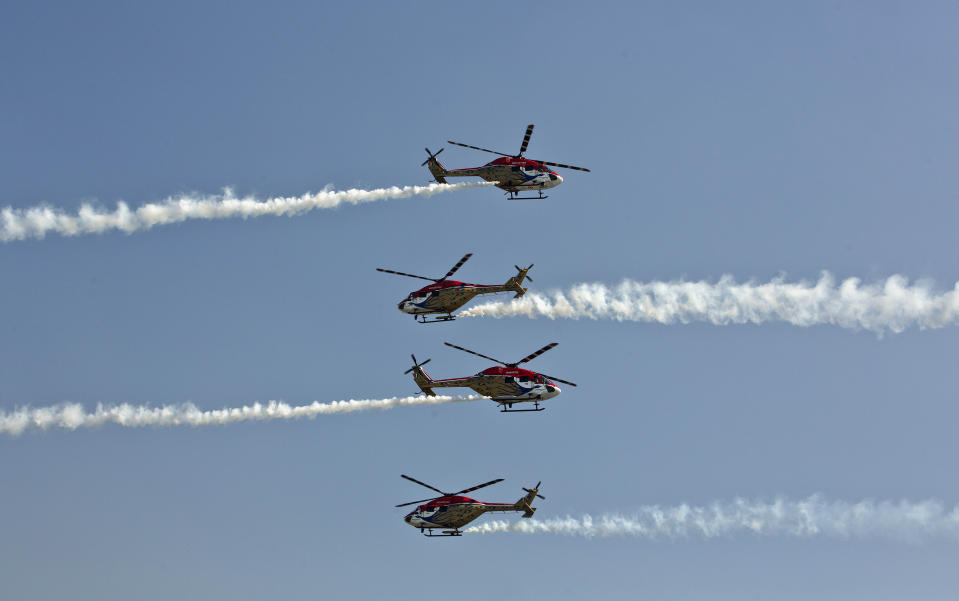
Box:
3 1 959 599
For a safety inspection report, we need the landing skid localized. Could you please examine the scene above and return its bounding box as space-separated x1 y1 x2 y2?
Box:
507 191 549 200
422 529 462 537
415 314 456 324
500 400 545 413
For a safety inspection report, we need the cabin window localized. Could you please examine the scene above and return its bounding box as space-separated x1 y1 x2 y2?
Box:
519 376 529 382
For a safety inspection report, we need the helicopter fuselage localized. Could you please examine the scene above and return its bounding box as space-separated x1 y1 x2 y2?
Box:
418 365 562 403
403 495 517 530
398 280 515 316
443 157 564 193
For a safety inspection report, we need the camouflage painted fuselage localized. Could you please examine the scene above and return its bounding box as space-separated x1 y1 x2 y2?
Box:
398 280 514 316
403 488 539 532
397 266 529 319
427 156 563 193
413 365 561 404
403 496 514 530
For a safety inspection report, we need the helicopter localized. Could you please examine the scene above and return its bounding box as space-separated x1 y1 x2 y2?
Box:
397 474 544 537
377 253 532 323
422 124 590 199
406 342 577 412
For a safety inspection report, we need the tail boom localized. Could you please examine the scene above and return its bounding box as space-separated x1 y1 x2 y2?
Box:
410 363 473 397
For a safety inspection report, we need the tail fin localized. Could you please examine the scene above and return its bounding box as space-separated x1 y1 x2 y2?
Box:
505 263 533 299
412 367 436 397
427 159 448 184
422 148 449 184
514 481 543 518
404 354 436 397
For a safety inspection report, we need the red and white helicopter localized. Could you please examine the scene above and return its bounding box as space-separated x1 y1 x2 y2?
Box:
377 253 532 323
407 342 577 412
423 124 590 199
397 474 544 537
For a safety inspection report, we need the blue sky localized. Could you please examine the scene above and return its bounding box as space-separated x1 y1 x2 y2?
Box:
3 1 959 599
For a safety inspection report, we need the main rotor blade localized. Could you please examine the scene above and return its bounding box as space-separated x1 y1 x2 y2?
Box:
452 478 504 497
535 372 577 387
537 159 591 173
442 253 473 280
401 474 448 496
447 140 511 157
444 342 507 366
515 342 558 365
376 268 438 282
395 495 442 508
518 124 534 156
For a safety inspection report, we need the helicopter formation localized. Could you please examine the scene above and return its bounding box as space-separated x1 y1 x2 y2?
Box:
391 124 586 536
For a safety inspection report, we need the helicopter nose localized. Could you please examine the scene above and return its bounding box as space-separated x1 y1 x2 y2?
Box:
549 173 563 185
404 514 413 523
546 383 560 396
397 301 406 312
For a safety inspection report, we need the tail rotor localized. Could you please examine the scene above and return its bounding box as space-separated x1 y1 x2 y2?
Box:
515 263 534 283
404 354 432 375
517 481 543 518
523 481 545 500
406 354 436 397
420 147 445 167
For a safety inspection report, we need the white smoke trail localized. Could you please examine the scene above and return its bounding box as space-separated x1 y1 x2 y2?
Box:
466 495 959 542
0 181 494 242
460 273 959 335
0 394 481 436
